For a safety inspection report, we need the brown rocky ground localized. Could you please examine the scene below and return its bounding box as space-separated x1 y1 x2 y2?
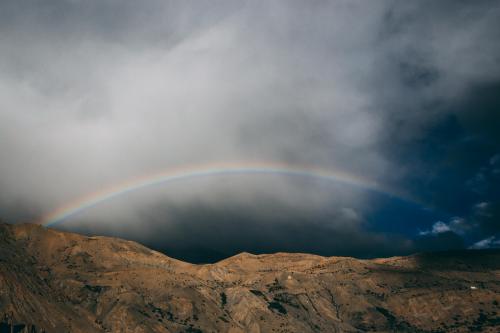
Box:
0 223 499 333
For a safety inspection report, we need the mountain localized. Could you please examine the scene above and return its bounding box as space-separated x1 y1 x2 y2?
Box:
0 223 498 333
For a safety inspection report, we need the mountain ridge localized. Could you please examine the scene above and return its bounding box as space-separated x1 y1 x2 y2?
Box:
0 223 499 332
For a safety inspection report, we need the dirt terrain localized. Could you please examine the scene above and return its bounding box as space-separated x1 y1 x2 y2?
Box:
0 223 498 332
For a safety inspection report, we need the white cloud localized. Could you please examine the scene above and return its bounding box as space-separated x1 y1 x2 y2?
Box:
431 221 451 234
469 236 500 249
419 216 471 236
475 202 489 210
474 202 493 218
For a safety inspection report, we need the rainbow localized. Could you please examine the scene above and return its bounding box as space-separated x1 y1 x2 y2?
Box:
38 161 414 227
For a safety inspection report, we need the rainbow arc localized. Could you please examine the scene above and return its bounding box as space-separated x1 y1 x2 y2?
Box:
38 161 414 227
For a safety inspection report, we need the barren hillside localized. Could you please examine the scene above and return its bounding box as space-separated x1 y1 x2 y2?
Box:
0 223 498 332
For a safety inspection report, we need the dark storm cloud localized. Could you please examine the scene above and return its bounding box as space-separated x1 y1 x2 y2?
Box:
1 0 500 258
65 199 415 263
414 231 466 253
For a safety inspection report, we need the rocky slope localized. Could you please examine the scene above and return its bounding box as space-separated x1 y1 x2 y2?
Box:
0 223 499 333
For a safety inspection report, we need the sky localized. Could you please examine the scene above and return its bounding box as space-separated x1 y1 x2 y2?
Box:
0 0 499 263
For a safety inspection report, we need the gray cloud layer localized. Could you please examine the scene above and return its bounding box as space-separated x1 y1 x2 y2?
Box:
1 1 499 259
